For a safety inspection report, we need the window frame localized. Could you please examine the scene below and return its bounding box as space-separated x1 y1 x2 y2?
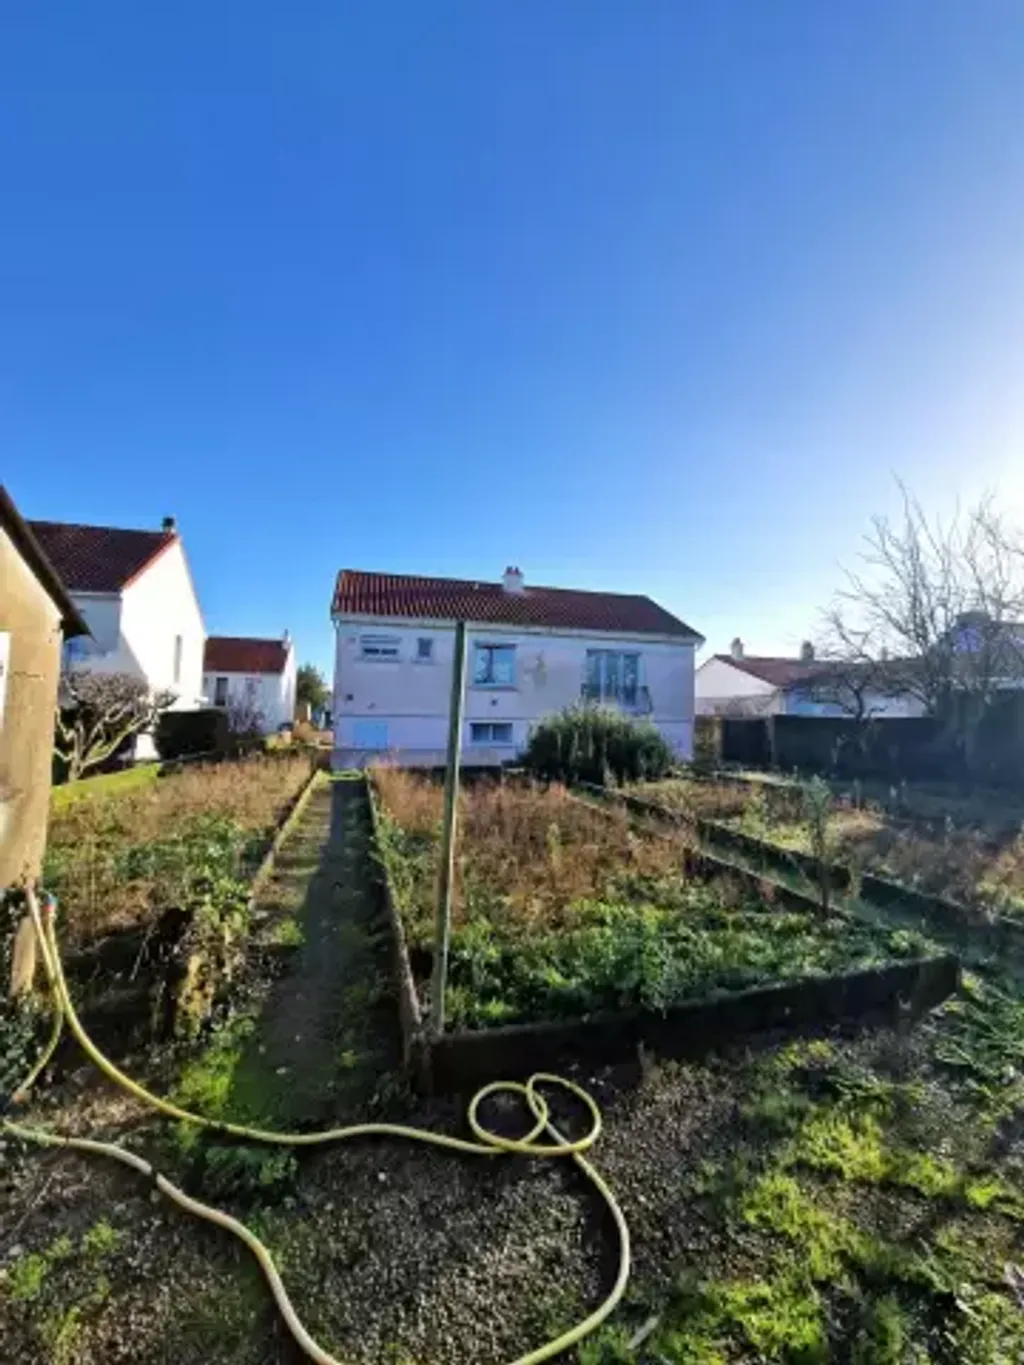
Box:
583 649 642 707
213 676 229 706
415 637 434 662
360 634 401 661
469 721 514 745
472 642 517 688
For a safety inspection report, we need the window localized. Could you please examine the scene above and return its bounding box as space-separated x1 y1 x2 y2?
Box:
360 634 400 660
172 634 183 685
583 650 640 706
470 722 514 744
473 643 516 687
63 636 93 666
416 637 433 661
214 676 228 706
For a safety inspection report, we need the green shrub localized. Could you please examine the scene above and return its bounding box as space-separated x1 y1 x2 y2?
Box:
156 708 229 761
522 703 675 787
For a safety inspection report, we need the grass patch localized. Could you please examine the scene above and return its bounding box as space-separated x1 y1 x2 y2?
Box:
1 1219 124 1363
50 761 162 809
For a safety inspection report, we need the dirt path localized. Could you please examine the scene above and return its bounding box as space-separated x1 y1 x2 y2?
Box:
231 776 401 1127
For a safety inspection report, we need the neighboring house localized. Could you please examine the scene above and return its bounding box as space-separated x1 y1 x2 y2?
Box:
27 515 207 757
203 635 297 734
0 487 89 886
330 565 703 767
695 639 924 718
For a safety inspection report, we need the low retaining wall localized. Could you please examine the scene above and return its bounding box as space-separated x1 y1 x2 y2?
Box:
588 782 1024 960
247 761 325 904
574 785 835 919
364 775 425 1076
428 953 960 1092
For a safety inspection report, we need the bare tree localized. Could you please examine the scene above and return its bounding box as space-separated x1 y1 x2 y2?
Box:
804 617 906 724
826 484 1024 767
226 693 266 738
55 671 176 781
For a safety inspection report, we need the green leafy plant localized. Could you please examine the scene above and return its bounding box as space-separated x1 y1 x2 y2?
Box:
522 703 675 787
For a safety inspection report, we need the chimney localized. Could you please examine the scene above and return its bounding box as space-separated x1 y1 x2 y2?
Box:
730 637 744 660
161 516 177 533
502 565 525 595
800 640 815 662
282 629 291 647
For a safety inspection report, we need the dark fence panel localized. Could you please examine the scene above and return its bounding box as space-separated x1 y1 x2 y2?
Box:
720 715 957 781
720 717 772 768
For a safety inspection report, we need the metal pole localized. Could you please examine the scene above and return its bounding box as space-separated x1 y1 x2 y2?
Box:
429 620 467 1038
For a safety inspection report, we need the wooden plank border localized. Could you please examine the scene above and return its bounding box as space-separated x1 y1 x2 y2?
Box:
428 953 960 1093
247 759 326 905
364 774 427 1079
584 781 1024 959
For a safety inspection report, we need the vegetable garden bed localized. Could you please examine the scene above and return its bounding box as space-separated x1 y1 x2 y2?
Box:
370 769 958 1087
635 774 1024 924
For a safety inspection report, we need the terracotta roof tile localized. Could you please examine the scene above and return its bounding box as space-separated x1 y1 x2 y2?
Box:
204 637 290 675
26 520 176 593
0 489 88 635
712 654 845 688
331 570 702 639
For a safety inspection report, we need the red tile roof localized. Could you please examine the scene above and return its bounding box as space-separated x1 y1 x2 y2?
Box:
26 520 176 593
0 488 88 635
331 569 702 639
712 654 837 688
204 636 290 675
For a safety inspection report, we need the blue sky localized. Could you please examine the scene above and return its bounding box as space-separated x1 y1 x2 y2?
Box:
4 3 1024 675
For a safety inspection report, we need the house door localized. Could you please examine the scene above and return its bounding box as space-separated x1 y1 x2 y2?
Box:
353 720 388 751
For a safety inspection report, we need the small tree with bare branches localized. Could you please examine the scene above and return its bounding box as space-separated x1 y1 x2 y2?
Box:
55 671 175 781
824 484 1024 770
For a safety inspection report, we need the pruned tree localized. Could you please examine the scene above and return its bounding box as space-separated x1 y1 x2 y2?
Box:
295 663 330 715
226 693 266 739
55 671 175 781
824 484 1024 768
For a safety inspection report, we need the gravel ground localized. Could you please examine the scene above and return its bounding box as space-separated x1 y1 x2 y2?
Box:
1 1052 740 1365
0 777 873 1364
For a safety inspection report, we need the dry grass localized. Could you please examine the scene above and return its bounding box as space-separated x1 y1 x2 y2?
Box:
638 775 1024 917
44 753 314 944
372 766 684 941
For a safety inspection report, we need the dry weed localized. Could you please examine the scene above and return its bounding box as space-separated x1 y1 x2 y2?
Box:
373 765 685 938
45 754 313 943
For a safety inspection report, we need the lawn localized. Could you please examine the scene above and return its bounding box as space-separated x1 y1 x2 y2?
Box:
371 767 942 1031
634 775 1024 922
43 752 315 945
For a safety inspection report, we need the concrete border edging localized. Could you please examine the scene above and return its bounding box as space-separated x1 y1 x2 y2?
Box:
586 782 1024 957
572 784 833 919
247 761 325 906
363 774 426 1077
428 953 960 1092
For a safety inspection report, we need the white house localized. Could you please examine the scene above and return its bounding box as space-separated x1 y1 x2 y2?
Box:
28 515 207 755
696 639 924 718
203 635 296 734
330 566 704 767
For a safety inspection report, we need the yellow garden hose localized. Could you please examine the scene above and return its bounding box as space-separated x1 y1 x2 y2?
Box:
2 890 631 1365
